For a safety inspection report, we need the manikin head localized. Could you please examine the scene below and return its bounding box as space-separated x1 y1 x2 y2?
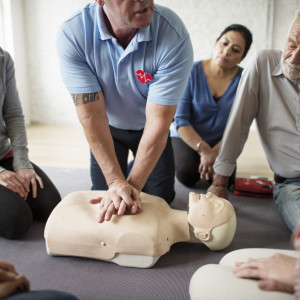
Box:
187 192 237 250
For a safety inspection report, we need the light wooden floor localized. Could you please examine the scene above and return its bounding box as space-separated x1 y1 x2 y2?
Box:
26 124 273 179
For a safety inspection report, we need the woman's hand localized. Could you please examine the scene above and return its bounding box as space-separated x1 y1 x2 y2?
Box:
16 168 43 199
0 170 29 200
198 141 218 181
0 168 43 200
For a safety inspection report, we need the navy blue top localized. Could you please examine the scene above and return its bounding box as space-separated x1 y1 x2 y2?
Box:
170 60 243 147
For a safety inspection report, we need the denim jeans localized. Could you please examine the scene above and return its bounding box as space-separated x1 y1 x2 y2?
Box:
90 125 175 204
273 177 300 232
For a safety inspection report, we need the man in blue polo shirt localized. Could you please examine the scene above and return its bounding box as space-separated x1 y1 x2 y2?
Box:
57 0 193 222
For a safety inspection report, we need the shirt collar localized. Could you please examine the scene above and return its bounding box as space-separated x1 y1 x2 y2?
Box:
97 6 112 41
96 6 152 43
136 26 152 43
272 60 283 77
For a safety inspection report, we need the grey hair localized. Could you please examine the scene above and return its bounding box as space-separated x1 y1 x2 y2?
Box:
288 9 300 32
293 9 300 24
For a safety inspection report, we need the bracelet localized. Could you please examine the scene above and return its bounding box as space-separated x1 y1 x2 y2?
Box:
212 183 227 188
196 140 202 151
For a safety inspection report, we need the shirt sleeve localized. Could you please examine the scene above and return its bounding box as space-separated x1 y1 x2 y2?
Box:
213 52 260 176
147 35 194 106
56 23 101 94
3 52 33 171
173 72 194 129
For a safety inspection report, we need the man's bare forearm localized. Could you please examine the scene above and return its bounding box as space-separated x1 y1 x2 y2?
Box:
128 128 169 191
127 102 177 191
72 92 124 186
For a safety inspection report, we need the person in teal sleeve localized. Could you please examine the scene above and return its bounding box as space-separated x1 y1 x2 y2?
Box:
56 0 193 222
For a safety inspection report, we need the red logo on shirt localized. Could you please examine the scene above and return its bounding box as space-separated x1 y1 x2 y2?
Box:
136 70 152 83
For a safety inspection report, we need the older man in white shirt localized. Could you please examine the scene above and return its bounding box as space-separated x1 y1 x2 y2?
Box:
208 9 300 232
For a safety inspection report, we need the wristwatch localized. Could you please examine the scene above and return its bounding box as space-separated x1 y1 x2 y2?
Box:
196 140 202 152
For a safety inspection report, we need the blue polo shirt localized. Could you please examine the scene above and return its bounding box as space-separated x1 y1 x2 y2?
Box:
57 3 193 130
170 60 243 147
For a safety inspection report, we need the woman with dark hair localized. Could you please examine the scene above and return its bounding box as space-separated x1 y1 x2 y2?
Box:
0 47 61 239
170 24 253 188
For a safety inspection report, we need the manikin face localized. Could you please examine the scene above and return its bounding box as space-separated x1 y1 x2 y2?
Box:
281 17 300 82
187 192 234 241
96 0 154 31
212 30 246 69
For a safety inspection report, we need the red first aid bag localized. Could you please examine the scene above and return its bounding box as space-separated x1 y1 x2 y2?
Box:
233 178 274 198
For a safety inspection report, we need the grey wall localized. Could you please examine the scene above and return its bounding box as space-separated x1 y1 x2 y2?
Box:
15 0 300 124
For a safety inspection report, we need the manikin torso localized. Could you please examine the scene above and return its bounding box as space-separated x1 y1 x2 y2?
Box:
45 191 236 268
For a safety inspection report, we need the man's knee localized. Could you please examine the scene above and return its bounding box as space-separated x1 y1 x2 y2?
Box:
274 183 300 232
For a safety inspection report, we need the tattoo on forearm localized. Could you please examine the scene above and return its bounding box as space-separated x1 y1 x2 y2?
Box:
71 93 100 106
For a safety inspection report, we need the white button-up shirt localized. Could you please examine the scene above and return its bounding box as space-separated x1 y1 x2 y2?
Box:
214 49 300 179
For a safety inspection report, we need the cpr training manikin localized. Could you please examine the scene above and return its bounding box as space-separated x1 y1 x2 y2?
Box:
44 191 236 268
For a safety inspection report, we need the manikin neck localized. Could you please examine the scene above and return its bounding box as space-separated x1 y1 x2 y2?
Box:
188 224 202 244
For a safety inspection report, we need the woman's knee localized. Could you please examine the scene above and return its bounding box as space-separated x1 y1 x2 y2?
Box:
0 199 33 239
0 211 32 239
28 187 61 222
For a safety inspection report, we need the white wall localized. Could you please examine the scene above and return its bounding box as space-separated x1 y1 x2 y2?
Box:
6 0 300 124
0 0 31 122
23 0 89 124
